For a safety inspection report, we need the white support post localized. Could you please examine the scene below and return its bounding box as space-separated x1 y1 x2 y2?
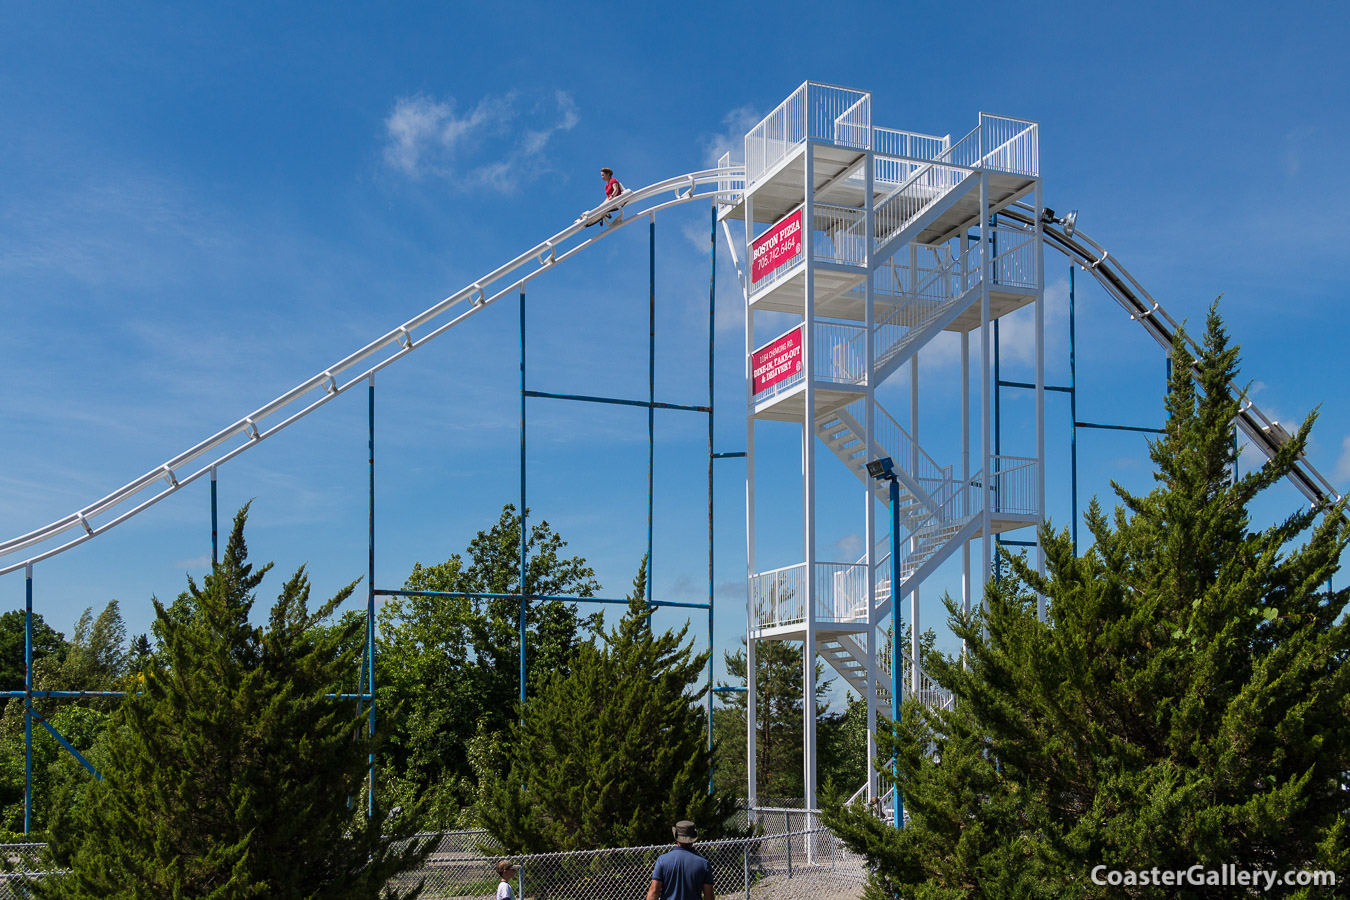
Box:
744 191 758 815
979 172 992 603
909 352 920 699
1034 179 1047 616
802 144 818 815
961 327 971 663
863 148 878 802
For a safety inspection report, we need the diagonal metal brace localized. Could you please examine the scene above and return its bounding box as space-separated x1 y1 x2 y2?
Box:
29 709 101 779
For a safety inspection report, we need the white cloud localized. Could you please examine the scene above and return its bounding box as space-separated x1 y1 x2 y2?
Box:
382 90 578 192
833 532 863 560
701 105 762 168
1334 434 1350 483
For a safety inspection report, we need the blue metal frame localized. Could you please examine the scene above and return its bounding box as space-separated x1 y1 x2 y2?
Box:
993 264 1166 567
15 202 742 831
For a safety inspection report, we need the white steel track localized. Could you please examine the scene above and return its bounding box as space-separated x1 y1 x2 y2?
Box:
1 174 1338 576
1000 202 1343 512
0 168 744 577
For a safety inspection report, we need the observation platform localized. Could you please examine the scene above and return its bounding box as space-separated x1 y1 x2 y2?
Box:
722 140 1035 247
748 255 1037 326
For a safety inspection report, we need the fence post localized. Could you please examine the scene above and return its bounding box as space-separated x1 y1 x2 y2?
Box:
785 827 792 878
743 843 750 900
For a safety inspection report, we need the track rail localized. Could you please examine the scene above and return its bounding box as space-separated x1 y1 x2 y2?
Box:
0 168 745 576
3 170 1339 575
1001 202 1343 511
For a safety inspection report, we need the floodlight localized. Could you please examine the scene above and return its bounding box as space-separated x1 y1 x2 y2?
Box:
1061 210 1078 238
867 457 896 481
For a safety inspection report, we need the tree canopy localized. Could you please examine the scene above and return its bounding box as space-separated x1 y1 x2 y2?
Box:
375 504 600 827
477 561 738 852
825 308 1350 898
37 505 431 899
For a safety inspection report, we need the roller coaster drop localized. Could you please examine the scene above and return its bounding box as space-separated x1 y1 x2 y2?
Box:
1 82 1341 834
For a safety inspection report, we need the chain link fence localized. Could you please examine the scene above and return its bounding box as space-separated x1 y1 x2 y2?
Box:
0 825 868 900
393 828 865 900
0 843 55 898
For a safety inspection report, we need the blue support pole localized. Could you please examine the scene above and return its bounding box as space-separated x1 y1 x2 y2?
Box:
367 374 375 816
647 216 655 602
24 564 32 834
888 479 904 830
210 465 219 565
520 289 528 712
1069 265 1078 555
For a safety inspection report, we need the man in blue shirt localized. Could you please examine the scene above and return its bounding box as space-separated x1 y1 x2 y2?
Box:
646 820 714 900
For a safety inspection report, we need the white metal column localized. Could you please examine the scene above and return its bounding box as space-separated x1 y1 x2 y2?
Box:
743 191 758 813
979 171 992 598
801 144 818 814
862 148 878 802
1034 179 1047 614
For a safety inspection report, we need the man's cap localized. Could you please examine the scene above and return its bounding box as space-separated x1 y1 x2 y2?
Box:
496 859 516 876
673 820 698 843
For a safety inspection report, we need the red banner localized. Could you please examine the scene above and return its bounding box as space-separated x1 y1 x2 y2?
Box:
751 210 803 284
752 326 804 394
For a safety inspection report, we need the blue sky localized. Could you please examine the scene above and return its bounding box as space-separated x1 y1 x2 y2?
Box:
3 2 1349 704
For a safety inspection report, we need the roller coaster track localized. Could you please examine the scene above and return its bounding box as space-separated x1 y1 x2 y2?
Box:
1 169 1340 577
1000 202 1343 512
0 168 744 576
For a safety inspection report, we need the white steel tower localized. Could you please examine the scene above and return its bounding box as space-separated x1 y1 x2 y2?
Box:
719 82 1046 819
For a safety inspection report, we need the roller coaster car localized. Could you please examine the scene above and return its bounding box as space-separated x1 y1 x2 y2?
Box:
577 190 631 227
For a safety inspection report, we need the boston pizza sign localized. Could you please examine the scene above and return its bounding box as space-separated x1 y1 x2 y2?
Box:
751 210 803 284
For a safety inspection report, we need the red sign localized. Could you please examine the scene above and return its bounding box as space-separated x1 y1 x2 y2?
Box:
752 326 804 394
751 210 803 284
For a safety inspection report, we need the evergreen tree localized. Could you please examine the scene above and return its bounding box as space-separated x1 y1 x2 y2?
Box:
376 505 599 827
713 639 830 800
476 561 737 852
0 611 66 693
825 308 1350 898
36 505 432 899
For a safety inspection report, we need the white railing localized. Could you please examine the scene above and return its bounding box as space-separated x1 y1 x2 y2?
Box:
745 82 871 185
751 562 807 629
875 633 955 711
716 151 743 206
989 223 1038 289
833 94 873 152
872 127 950 163
979 114 1039 176
870 241 978 367
812 204 866 267
874 403 952 490
817 321 866 385
750 561 870 628
818 562 868 622
872 161 973 251
989 455 1039 515
935 114 1039 177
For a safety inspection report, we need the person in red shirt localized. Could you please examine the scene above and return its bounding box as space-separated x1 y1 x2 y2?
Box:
580 168 624 227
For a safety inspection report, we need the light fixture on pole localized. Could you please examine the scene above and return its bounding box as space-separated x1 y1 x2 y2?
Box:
1040 206 1078 238
868 456 904 830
